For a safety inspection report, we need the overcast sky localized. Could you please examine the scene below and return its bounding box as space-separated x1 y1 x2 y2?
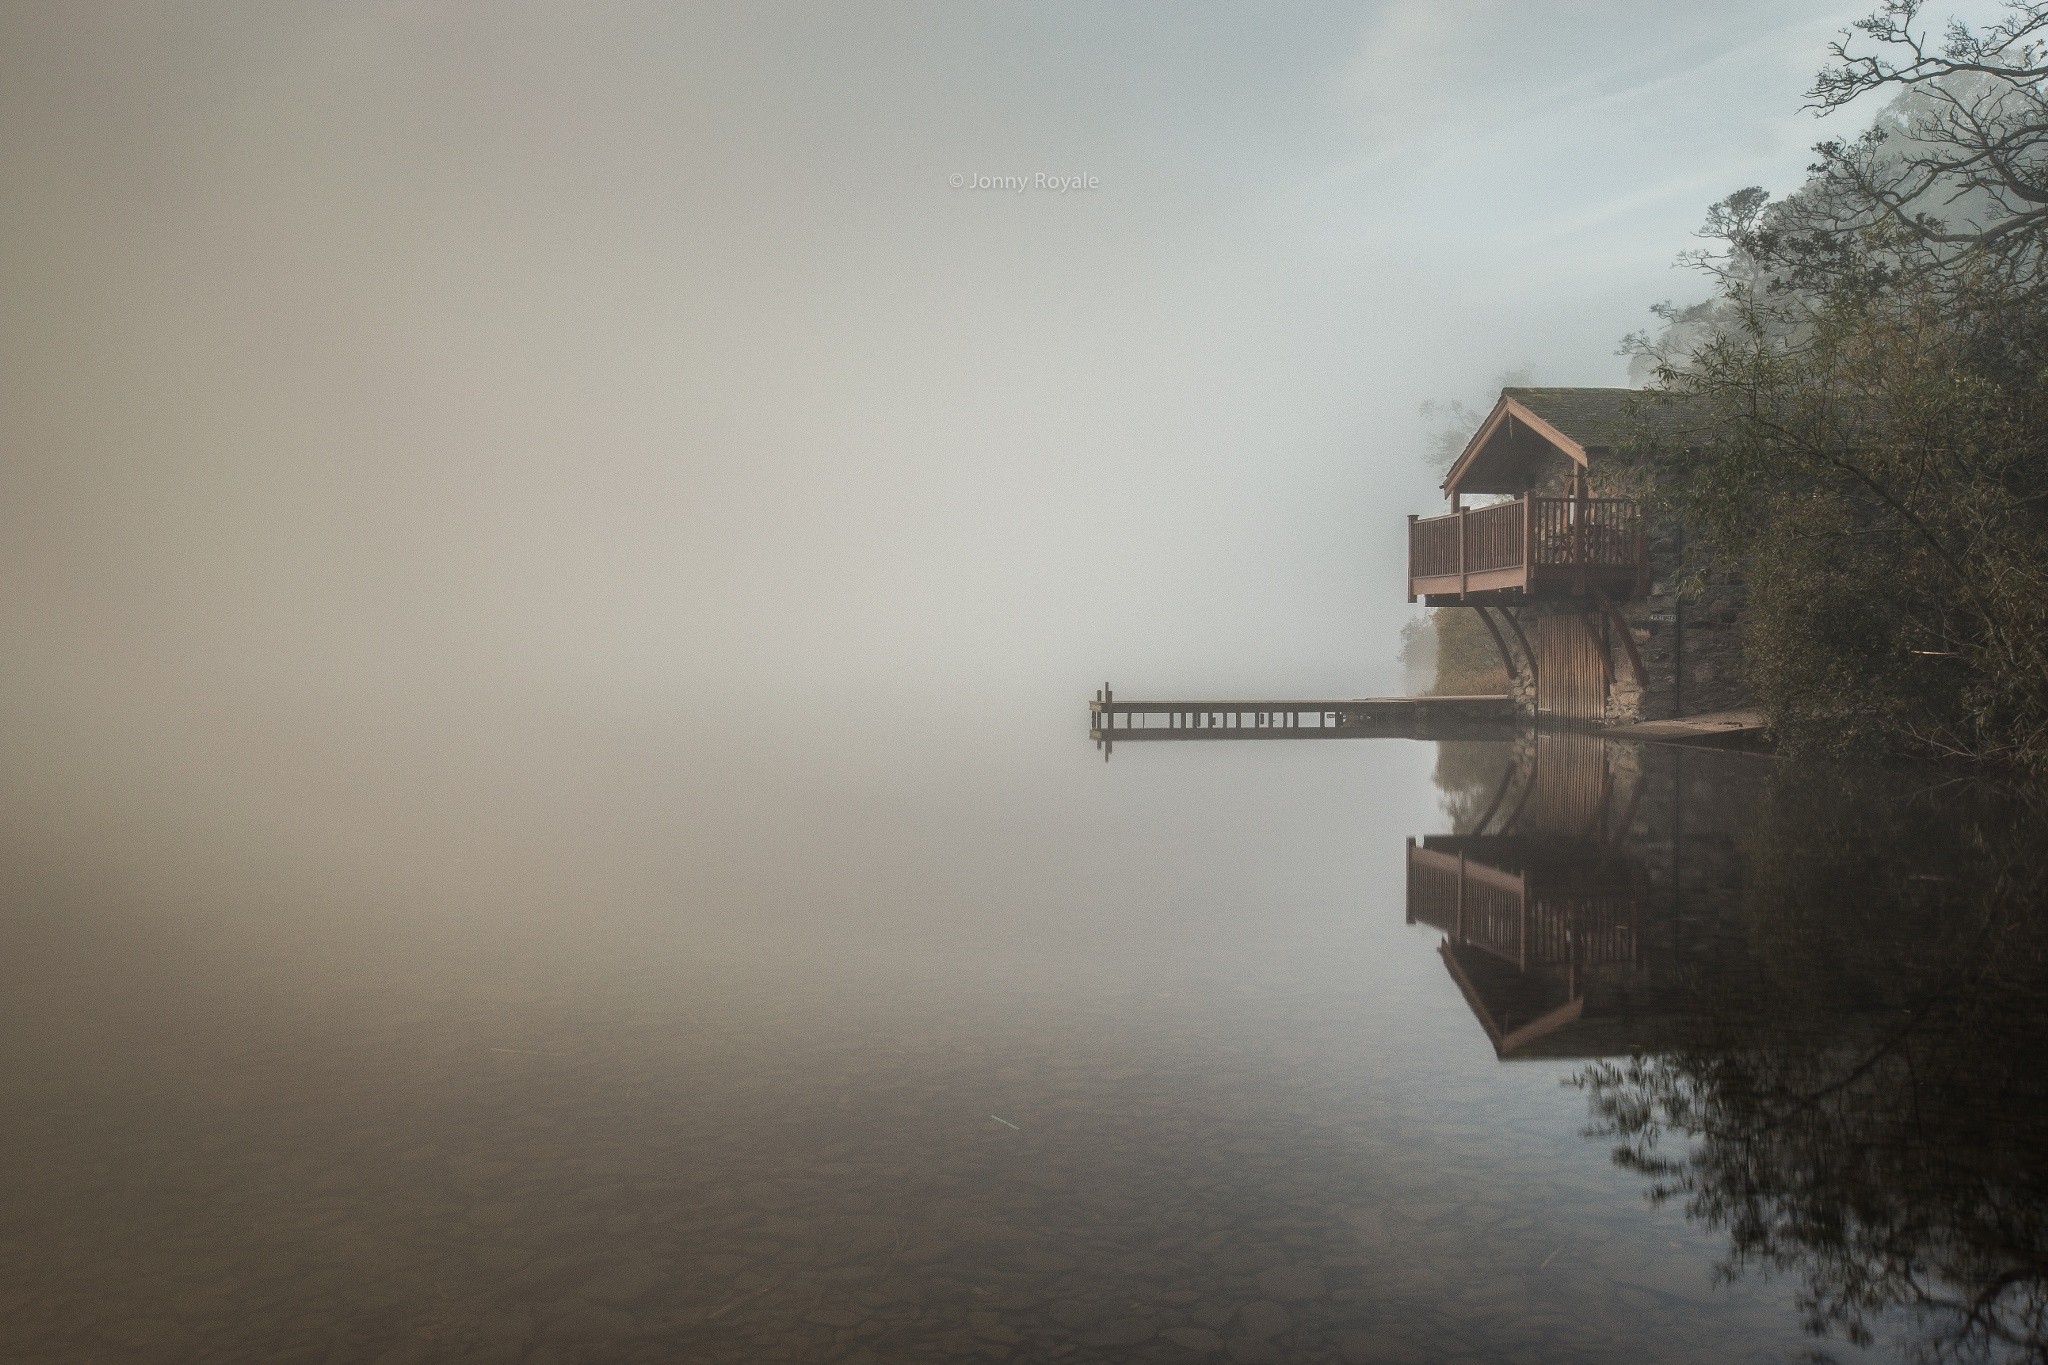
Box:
3 1 1919 746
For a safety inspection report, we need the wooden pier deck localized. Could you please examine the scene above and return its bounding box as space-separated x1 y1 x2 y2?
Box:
1602 708 1767 750
1089 688 1512 754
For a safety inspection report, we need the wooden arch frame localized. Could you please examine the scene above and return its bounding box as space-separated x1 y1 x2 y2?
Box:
1442 395 1591 505
1468 604 1537 689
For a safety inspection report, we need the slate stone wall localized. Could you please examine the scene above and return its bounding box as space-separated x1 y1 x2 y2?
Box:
1493 503 1751 726
1629 512 1752 722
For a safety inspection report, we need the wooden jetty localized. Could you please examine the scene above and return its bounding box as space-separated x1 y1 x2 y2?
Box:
1602 707 1767 750
1090 686 1512 755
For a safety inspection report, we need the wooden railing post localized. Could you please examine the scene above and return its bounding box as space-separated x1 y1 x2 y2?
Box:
1405 838 1416 924
1522 494 1534 591
1407 514 1418 601
1455 852 1466 940
1572 475 1588 592
1458 506 1469 595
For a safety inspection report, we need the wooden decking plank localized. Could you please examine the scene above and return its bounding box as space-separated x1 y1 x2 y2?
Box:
1602 708 1766 748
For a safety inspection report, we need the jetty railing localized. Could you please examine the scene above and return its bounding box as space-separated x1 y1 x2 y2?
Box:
1088 689 1512 755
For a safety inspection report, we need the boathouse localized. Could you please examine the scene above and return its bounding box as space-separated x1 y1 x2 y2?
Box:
1406 387 1748 725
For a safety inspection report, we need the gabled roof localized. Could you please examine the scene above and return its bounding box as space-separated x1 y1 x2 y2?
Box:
1437 940 1585 1057
1436 940 1679 1060
1442 386 1694 497
1502 387 1646 450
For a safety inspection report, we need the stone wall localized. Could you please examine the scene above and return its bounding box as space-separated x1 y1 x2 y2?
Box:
1628 511 1751 721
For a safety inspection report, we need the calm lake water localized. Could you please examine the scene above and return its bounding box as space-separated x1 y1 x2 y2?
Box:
1 699 2042 1364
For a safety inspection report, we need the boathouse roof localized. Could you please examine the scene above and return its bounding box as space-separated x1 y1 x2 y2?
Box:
1442 386 1697 498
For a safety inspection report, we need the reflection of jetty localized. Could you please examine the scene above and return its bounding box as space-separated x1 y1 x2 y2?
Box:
1089 688 1512 754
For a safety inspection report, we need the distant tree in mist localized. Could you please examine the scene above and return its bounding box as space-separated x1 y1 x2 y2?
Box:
1432 739 1514 831
1399 370 1528 697
1802 0 2048 296
1399 610 1506 696
1417 367 1532 476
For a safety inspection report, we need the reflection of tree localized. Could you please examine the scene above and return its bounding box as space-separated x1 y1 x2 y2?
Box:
1574 764 2048 1362
1432 740 1513 832
1434 732 1640 841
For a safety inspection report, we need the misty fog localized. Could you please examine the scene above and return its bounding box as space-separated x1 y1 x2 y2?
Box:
0 7 1953 1365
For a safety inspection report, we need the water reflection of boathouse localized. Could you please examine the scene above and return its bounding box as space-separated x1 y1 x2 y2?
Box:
1407 732 1680 1059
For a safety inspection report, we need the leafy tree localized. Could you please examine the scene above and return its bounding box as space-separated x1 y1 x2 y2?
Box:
1625 1 2048 770
1803 0 2048 296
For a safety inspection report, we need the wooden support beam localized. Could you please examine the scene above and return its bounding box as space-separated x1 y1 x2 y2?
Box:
1470 757 1517 836
1404 837 1417 925
1470 605 1521 685
1502 609 1538 689
1590 587 1647 691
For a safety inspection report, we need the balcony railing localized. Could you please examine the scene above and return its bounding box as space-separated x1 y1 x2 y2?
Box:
1407 495 1646 601
1405 840 1641 972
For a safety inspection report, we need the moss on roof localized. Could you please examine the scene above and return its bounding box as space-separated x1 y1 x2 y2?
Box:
1502 387 1702 452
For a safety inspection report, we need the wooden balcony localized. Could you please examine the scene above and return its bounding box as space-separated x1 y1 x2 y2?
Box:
1406 837 1647 1058
1405 839 1642 973
1407 495 1647 604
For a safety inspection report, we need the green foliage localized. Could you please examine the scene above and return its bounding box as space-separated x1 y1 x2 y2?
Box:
1740 494 1922 754
1639 260 2048 768
1627 3 2048 770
